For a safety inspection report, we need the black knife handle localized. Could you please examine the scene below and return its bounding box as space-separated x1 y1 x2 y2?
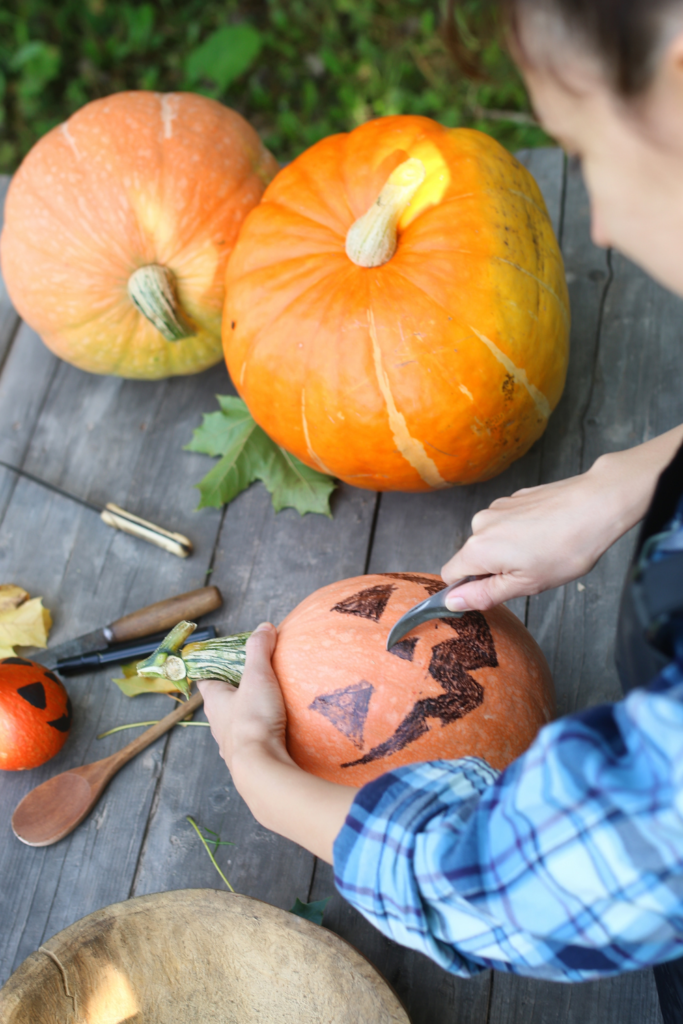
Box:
56 625 217 676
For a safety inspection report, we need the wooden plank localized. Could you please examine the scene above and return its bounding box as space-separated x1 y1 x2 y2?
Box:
488 163 666 1022
0 355 231 983
131 480 377 909
0 175 20 369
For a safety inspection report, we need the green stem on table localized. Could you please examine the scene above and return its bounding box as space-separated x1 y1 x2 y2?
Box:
186 816 235 892
97 720 211 740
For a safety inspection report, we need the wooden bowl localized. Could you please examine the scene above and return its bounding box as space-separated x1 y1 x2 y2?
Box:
0 889 409 1023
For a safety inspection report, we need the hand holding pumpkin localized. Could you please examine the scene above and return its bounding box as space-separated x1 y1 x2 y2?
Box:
199 624 358 864
442 427 683 611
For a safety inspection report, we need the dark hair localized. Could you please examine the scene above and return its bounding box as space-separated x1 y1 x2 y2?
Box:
446 0 680 95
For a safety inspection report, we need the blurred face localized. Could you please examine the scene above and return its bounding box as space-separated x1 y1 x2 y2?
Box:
518 20 683 297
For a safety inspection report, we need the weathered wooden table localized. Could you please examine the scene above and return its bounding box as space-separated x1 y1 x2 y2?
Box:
0 148 676 1024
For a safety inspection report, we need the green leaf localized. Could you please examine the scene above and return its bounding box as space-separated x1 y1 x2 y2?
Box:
289 897 331 926
186 396 336 517
185 24 262 94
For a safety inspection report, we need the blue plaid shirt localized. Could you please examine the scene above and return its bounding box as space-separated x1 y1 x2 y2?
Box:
334 504 683 981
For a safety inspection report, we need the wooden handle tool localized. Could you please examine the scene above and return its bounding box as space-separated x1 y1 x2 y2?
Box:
104 586 223 643
11 691 204 847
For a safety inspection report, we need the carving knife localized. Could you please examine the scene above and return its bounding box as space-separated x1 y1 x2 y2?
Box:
31 586 222 671
0 459 193 558
386 576 483 650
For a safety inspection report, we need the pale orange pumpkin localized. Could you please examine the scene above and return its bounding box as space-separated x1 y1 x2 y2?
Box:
0 91 278 379
273 572 555 786
224 115 569 490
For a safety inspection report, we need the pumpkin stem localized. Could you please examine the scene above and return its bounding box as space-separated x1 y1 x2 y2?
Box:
345 158 426 268
127 265 196 342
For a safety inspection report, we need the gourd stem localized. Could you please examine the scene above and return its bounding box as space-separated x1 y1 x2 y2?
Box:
127 264 196 342
137 621 253 698
345 158 426 268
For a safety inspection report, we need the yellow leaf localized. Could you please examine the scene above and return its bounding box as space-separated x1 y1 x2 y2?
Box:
112 672 185 698
0 595 52 656
0 585 29 614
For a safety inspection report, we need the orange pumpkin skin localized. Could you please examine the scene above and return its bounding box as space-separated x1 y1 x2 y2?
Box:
0 91 278 379
273 573 555 787
0 659 72 771
224 116 569 490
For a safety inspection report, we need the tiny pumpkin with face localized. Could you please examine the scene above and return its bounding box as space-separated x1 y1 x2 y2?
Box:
273 573 555 786
0 659 72 771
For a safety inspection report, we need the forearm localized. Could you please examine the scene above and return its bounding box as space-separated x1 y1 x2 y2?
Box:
590 424 683 538
231 743 358 863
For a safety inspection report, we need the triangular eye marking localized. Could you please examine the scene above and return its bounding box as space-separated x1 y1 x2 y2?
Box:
389 637 418 661
331 584 395 622
43 670 62 685
380 572 444 596
48 697 72 733
309 681 374 749
342 614 496 770
17 682 47 709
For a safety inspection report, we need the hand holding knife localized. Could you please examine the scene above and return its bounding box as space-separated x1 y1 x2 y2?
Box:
33 585 222 674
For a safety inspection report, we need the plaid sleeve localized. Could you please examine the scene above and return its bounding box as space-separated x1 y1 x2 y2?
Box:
334 655 683 981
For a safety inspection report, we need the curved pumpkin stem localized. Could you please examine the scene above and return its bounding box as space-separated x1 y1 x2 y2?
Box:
345 158 426 269
127 265 196 342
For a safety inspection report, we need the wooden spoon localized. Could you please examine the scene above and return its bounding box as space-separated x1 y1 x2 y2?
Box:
11 690 204 847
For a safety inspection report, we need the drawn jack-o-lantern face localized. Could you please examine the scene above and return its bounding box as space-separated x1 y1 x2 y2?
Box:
274 573 555 786
0 658 72 771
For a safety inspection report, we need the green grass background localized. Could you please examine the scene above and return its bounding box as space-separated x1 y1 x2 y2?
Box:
0 0 549 172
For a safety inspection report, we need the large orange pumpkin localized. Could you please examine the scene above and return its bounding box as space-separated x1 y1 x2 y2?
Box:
0 658 72 770
0 92 278 379
273 573 554 786
224 116 569 490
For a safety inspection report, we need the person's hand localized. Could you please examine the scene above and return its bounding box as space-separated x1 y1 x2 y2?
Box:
440 429 683 612
198 621 358 864
441 470 614 610
198 622 292 775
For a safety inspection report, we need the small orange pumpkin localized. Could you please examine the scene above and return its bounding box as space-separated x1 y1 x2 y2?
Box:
224 116 569 490
273 573 554 786
1 91 278 379
0 658 72 771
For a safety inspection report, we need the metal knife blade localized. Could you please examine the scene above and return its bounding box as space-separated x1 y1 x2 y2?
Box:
32 627 117 669
26 586 223 668
386 576 481 651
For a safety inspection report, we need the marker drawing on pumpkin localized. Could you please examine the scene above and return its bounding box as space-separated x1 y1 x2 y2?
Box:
331 584 395 622
47 697 73 733
17 682 47 710
380 572 445 596
389 637 418 661
309 681 374 749
342 612 495 768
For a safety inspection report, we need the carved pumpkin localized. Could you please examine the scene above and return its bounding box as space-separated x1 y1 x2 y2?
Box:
0 659 72 770
272 573 554 786
224 115 569 490
0 91 278 379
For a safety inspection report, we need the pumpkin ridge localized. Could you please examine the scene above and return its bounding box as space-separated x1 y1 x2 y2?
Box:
382 261 559 414
492 256 570 327
242 261 358 373
367 306 448 489
469 325 551 420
